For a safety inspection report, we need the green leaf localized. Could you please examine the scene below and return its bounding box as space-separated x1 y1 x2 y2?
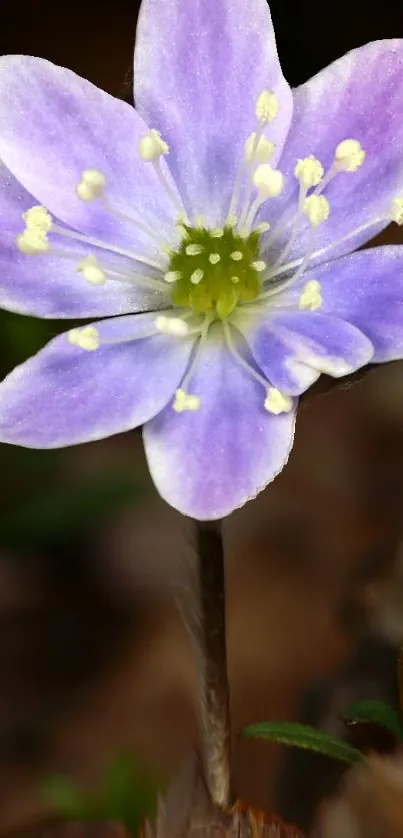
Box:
241 721 363 764
342 700 403 740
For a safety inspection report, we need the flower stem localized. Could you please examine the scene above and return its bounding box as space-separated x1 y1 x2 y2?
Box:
195 519 232 809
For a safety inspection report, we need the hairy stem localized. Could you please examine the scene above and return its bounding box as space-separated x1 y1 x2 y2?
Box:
195 519 231 808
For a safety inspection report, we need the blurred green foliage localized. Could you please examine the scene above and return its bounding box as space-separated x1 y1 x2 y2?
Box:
0 309 150 553
0 309 70 378
44 753 159 835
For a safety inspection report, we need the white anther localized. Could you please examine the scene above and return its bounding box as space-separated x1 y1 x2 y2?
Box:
22 205 52 232
231 276 240 284
155 315 190 337
138 129 169 161
304 194 330 226
255 90 279 123
176 225 189 241
255 222 271 234
186 244 204 256
194 214 206 228
390 198 403 225
209 253 221 264
294 155 324 188
253 164 284 197
299 279 323 311
264 388 293 415
82 169 106 187
190 269 204 285
18 205 52 253
210 228 224 238
244 132 275 163
76 168 106 201
173 388 201 413
251 260 266 272
68 326 100 351
17 229 50 254
238 228 250 239
77 255 106 286
230 251 243 261
164 270 182 283
335 139 366 172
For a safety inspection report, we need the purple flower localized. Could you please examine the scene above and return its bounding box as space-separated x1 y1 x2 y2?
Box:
0 1 403 519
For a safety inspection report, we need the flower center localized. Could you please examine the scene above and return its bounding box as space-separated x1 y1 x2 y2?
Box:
165 222 265 318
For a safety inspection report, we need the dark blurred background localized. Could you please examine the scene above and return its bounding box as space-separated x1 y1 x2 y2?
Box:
1 1 403 835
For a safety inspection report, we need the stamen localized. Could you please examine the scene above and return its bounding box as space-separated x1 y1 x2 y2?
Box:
100 197 171 249
231 276 240 284
260 223 318 301
68 326 100 351
154 315 190 337
186 244 204 255
254 164 284 195
264 388 293 415
226 91 277 225
100 266 168 292
209 253 221 264
312 139 366 197
172 316 212 412
391 198 403 225
17 229 50 254
138 129 187 221
255 222 270 234
176 224 190 240
17 205 52 254
255 90 279 123
299 279 323 311
27 236 167 295
294 156 324 189
76 166 171 249
138 129 169 161
251 260 266 272
238 227 251 239
335 139 366 173
190 269 204 285
241 164 284 230
23 205 52 231
68 319 174 353
164 270 182 283
76 168 106 202
173 389 201 413
262 214 391 287
210 228 225 238
223 320 292 414
152 158 188 221
244 132 275 164
230 251 243 261
50 223 167 273
77 255 106 286
303 195 330 226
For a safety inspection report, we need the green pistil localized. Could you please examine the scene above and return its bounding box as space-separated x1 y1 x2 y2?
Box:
169 224 262 318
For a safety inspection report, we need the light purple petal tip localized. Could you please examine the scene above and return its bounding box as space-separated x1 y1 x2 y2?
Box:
143 324 296 519
0 56 181 252
0 314 195 447
278 246 403 362
134 0 292 226
261 39 403 264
